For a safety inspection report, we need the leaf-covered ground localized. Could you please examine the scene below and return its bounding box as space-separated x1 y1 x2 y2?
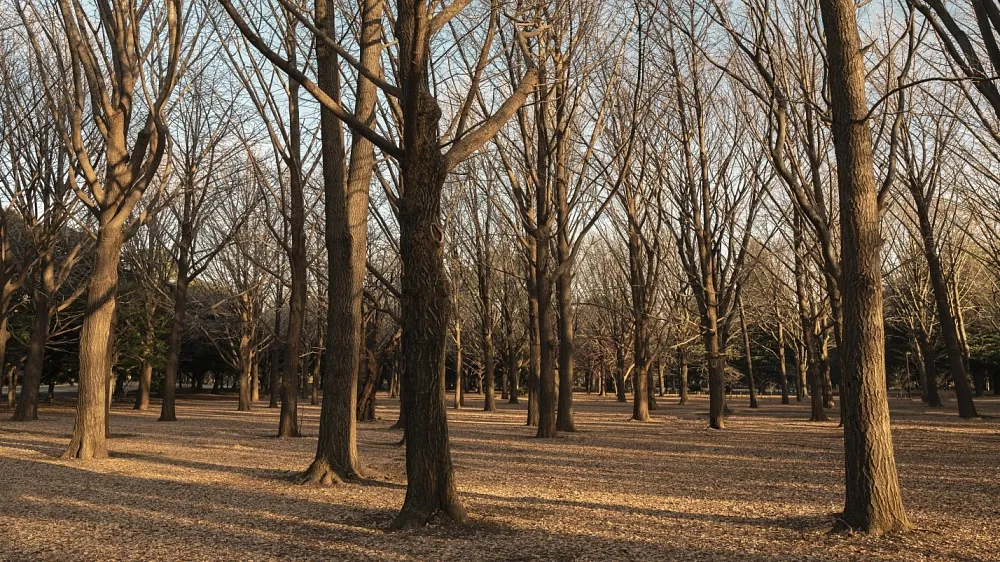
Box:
1 391 997 561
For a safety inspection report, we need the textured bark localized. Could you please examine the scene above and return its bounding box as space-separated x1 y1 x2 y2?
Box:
818 0 911 532
913 194 976 417
629 227 650 421
777 320 789 404
533 67 557 439
554 208 575 431
159 272 188 422
277 22 307 438
64 219 122 460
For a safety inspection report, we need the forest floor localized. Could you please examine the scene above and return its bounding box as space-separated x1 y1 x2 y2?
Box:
1 391 998 561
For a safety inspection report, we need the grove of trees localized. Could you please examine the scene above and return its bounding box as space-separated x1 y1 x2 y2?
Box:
3 0 1000 536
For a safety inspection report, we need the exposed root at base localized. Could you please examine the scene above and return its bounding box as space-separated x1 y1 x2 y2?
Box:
389 501 469 531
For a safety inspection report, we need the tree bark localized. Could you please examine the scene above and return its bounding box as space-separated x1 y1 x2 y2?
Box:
64 219 122 459
12 264 53 421
738 294 758 409
916 330 942 407
818 0 911 532
777 320 789 404
678 348 689 405
159 270 188 422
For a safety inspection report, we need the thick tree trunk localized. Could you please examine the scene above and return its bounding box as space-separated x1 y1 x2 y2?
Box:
629 232 650 421
820 336 835 408
302 0 375 484
704 311 726 429
64 220 122 460
818 0 911 532
391 113 465 529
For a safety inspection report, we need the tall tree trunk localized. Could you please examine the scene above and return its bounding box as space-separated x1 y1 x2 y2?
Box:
526 244 540 424
278 36 307 438
390 0 466 523
777 320 789 404
302 0 376 484
615 345 627 403
555 231 575 431
238 323 253 411
453 319 463 409
738 294 758 409
135 304 155 411
818 0 911 532
913 198 976 416
63 220 122 460
629 230 650 421
159 269 188 422
13 260 54 422
269 283 283 409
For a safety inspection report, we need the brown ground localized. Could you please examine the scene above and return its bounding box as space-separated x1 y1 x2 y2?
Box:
0 391 997 561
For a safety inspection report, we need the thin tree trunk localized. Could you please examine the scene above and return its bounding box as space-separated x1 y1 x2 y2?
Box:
916 330 942 407
13 271 52 421
777 320 789 404
159 271 188 422
678 348 689 405
738 294 758 409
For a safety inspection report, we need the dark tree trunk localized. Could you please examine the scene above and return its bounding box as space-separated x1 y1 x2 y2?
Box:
678 348 689 405
916 330 942 407
12 276 52 421
159 271 188 422
913 195 976 416
818 0 911 532
526 246 540 425
777 320 789 404
738 294 758 409
278 35 307 438
269 286 283 409
390 0 467 525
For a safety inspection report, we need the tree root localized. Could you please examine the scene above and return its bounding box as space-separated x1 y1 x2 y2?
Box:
298 458 365 486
